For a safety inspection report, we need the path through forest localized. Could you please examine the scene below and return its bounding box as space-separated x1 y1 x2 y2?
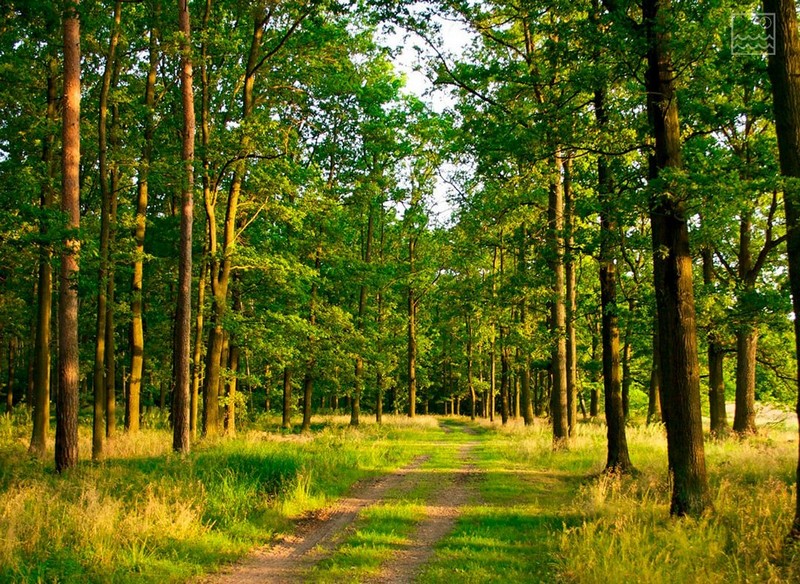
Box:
206 422 478 583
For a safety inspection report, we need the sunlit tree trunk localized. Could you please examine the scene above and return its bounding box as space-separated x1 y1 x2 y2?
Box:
128 1 159 434
173 0 195 454
549 154 569 446
564 157 578 436
56 0 81 472
644 0 709 515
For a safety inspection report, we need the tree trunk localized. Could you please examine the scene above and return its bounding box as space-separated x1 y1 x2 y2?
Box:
203 11 264 437
549 154 569 445
6 338 16 413
595 81 632 472
172 0 195 454
466 315 476 421
644 0 709 515
128 1 160 434
282 367 292 429
56 0 81 472
565 157 578 436
29 54 58 457
407 236 417 418
352 205 374 427
763 0 800 538
590 329 600 418
500 338 510 425
92 1 121 460
732 209 758 434
648 330 662 424
701 248 728 435
621 331 632 419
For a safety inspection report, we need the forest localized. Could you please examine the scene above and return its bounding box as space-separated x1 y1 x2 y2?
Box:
2 0 800 581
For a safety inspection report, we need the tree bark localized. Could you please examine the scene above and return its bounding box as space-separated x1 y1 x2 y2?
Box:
549 154 569 445
565 157 578 436
128 1 160 434
92 1 122 459
644 0 710 515
701 248 728 435
173 0 195 454
56 0 81 472
763 0 800 539
29 54 59 457
203 12 265 436
733 212 758 434
595 82 633 472
282 366 292 429
407 236 417 418
352 203 374 426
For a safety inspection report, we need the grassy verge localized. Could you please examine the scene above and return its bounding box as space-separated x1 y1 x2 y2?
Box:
420 417 800 584
0 414 432 583
309 425 466 582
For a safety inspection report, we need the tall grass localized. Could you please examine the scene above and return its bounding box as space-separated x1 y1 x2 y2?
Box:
480 417 800 583
0 415 424 583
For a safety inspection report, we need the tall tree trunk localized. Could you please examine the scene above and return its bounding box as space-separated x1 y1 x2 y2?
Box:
203 13 265 436
595 80 633 472
500 336 510 425
549 154 569 445
763 0 800 538
282 366 292 429
29 54 59 457
56 0 81 472
353 204 375 426
128 1 159 434
106 141 119 439
225 286 242 436
173 0 195 454
565 157 578 436
644 0 709 515
467 322 476 421
733 212 757 434
92 1 121 460
407 236 417 418
301 250 319 433
702 247 728 435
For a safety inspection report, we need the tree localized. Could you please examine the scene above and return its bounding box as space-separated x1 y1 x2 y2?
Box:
762 0 800 539
172 0 195 454
55 0 81 472
641 0 710 515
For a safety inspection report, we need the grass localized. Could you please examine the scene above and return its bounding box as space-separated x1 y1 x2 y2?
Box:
0 414 426 583
1 412 800 582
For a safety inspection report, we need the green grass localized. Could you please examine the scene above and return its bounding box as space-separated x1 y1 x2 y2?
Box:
2 413 800 582
0 414 428 583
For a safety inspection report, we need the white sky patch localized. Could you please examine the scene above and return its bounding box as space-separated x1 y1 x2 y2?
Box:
375 10 476 227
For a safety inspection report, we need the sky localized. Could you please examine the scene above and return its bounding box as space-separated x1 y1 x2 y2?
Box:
376 10 476 226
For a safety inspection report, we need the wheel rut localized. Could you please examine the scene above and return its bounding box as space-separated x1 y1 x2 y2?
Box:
365 438 479 584
203 454 430 584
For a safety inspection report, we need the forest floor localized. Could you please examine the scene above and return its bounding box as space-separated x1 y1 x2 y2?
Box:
2 412 800 582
